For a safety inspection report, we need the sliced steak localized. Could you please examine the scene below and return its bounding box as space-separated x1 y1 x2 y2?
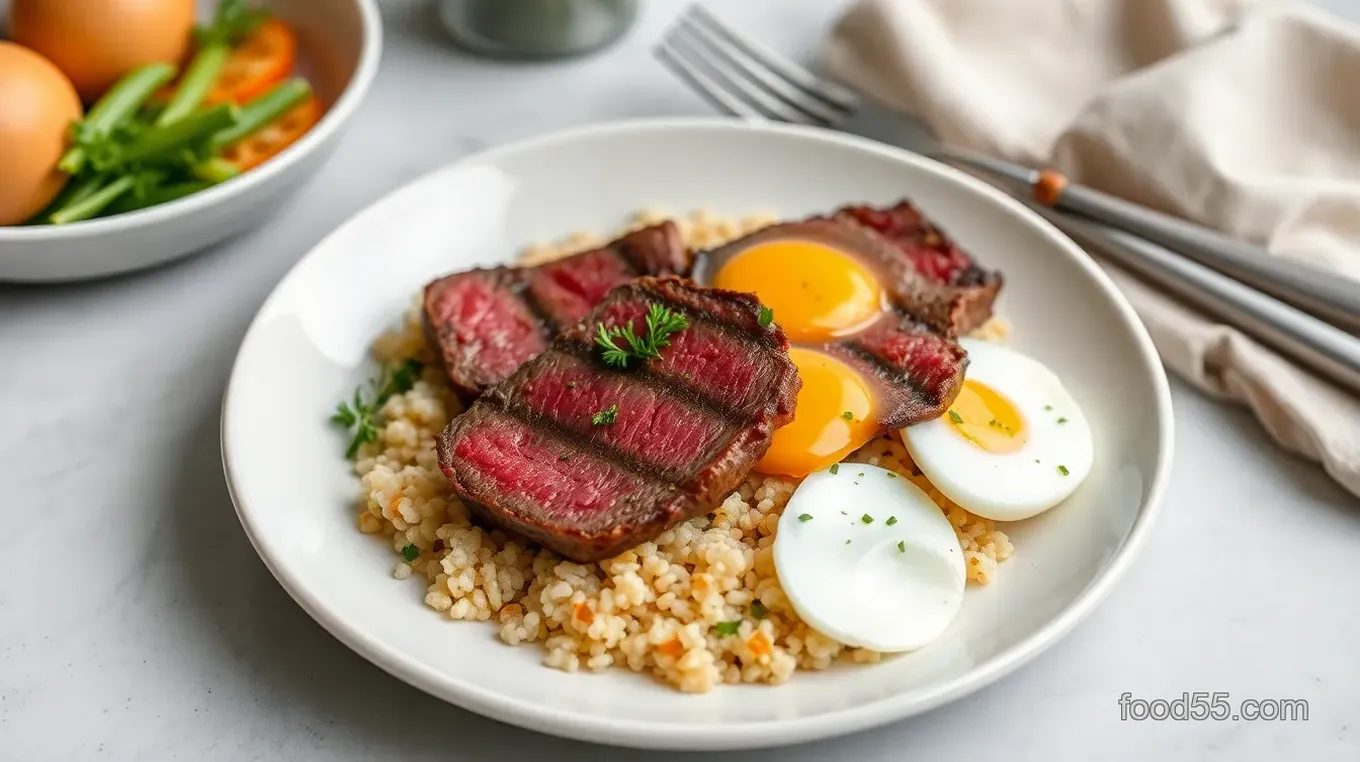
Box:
436 277 800 562
423 222 690 401
820 314 968 429
699 214 971 428
837 200 1003 333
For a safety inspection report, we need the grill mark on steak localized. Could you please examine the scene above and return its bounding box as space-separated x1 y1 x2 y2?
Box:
551 339 750 426
438 276 800 562
423 222 690 401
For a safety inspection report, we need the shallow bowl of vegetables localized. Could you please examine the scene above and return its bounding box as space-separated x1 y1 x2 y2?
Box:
0 0 381 282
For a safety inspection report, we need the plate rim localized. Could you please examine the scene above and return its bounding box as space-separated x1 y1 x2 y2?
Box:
220 116 1175 750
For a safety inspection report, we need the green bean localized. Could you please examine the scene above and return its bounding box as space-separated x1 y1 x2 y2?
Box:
58 64 177 174
209 79 312 149
49 176 136 225
108 104 240 168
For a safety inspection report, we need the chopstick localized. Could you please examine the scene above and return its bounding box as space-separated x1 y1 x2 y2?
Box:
1033 205 1360 396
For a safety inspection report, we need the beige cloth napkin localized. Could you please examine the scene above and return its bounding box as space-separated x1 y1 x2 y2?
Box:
823 0 1360 497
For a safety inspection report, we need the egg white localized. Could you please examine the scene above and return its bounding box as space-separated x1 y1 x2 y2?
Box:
900 338 1094 522
774 465 966 652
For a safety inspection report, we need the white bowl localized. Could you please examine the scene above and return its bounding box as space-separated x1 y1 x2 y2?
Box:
0 0 382 283
221 118 1174 750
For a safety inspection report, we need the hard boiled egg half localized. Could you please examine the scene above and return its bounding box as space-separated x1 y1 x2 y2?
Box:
901 338 1094 522
775 464 966 652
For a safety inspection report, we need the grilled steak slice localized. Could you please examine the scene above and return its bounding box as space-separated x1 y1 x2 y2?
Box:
838 200 1003 333
699 215 970 428
423 222 690 401
436 277 800 562
819 314 968 429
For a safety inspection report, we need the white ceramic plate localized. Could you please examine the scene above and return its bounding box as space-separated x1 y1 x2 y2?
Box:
221 119 1173 750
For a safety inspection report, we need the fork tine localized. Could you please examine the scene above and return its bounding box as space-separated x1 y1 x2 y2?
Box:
654 41 762 119
675 13 849 125
664 27 828 125
687 5 860 111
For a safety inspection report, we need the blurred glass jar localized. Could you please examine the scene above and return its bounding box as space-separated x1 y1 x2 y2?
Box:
437 0 639 59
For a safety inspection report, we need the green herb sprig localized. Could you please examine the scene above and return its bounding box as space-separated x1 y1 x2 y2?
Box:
331 359 424 457
595 303 689 368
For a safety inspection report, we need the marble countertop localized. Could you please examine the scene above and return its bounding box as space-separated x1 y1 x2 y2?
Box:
2 1 1357 759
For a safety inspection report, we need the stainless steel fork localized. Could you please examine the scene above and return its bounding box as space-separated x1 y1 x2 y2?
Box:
654 5 1360 394
655 5 1360 338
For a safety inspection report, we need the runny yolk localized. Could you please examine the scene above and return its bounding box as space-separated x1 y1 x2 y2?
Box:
713 239 882 342
756 349 879 477
945 379 1027 453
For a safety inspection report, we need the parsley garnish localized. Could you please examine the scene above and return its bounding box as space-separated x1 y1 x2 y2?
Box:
857 472 865 478
798 513 813 522
829 464 839 474
751 601 769 619
947 410 963 424
331 359 424 458
594 302 689 368
757 306 774 327
592 404 619 426
897 541 906 553
841 411 854 420
1057 465 1070 476
715 620 741 636
1044 405 1053 411
886 472 897 478
1057 417 1068 424
559 453 570 462
844 539 851 545
886 516 898 526
861 514 874 524
401 544 419 562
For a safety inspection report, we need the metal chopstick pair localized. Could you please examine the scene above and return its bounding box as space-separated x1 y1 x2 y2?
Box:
654 5 1360 395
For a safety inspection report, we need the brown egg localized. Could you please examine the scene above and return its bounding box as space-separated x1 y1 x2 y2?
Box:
9 0 196 102
0 43 83 226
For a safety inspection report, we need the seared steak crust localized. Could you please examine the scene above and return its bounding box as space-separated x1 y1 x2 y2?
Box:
437 277 800 562
837 200 1003 333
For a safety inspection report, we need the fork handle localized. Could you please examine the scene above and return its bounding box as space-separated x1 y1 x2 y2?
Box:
1033 206 1360 397
1042 173 1360 335
939 149 1360 335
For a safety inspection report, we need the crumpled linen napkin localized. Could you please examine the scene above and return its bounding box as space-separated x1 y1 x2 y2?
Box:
822 0 1360 497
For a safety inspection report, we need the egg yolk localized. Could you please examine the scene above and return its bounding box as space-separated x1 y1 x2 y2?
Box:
945 379 1027 453
713 239 883 342
757 349 879 477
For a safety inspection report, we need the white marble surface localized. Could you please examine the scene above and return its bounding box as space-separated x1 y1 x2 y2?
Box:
2 0 1358 759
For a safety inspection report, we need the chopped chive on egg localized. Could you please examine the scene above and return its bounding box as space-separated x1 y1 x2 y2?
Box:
775 464 966 652
899 338 1094 522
